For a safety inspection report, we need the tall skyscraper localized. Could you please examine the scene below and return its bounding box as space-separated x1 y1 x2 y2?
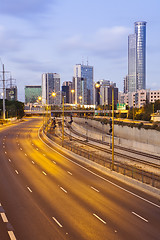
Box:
73 64 93 105
42 73 60 105
128 21 147 92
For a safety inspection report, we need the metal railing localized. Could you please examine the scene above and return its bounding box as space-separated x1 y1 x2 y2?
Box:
45 127 160 190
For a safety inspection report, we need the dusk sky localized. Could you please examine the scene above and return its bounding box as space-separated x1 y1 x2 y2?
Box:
0 0 160 101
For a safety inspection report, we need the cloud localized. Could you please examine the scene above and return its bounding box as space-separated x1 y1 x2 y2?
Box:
60 26 130 59
0 0 56 18
0 25 22 54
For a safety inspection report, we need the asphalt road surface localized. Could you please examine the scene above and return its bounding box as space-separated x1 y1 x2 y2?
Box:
0 117 160 240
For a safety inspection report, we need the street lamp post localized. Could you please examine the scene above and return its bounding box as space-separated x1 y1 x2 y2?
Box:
71 89 75 104
111 86 114 171
62 96 64 145
2 64 5 120
79 96 82 105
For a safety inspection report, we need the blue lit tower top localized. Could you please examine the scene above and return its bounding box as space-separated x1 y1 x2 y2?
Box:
134 21 147 90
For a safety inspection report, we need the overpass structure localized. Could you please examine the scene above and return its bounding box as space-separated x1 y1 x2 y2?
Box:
24 109 129 117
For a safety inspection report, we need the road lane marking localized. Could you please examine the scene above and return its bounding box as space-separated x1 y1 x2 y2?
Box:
1 213 8 222
36 148 39 150
27 187 32 193
38 127 160 209
8 231 16 240
15 170 19 175
25 154 27 156
52 217 63 227
42 171 47 176
132 212 148 222
32 161 35 164
93 213 106 224
52 161 56 164
60 187 67 193
8 159 11 162
20 148 22 151
91 186 99 193
5 151 7 154
67 171 72 175
3 146 5 148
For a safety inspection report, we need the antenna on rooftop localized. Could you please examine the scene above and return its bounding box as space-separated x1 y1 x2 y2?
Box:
82 56 84 65
87 57 89 66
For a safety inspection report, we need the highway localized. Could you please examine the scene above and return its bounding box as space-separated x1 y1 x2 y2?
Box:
0 117 160 240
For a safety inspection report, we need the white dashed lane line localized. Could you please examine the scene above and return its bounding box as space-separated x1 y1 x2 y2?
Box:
32 161 35 164
0 213 8 222
60 187 67 193
15 170 19 175
67 171 72 175
27 187 32 193
132 212 148 223
52 160 56 164
91 186 99 193
42 171 47 176
52 217 63 228
93 213 106 224
8 231 17 240
0 203 17 239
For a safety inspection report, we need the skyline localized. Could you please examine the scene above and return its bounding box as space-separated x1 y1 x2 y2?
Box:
0 0 160 102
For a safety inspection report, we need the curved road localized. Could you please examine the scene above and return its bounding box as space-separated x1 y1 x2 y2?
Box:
0 117 160 240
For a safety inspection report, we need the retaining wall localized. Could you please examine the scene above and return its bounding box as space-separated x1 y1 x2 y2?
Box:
72 118 160 155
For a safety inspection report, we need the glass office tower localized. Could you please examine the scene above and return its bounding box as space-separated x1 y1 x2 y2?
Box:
42 73 60 105
74 64 93 105
128 21 147 92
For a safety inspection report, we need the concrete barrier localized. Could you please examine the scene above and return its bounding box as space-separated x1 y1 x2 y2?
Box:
73 118 160 155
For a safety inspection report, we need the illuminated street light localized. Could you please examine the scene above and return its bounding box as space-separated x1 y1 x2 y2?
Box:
38 96 42 101
71 89 75 104
51 92 56 97
79 96 82 104
95 83 100 88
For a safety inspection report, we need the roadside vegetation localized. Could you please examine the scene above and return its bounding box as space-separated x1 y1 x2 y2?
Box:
0 99 24 124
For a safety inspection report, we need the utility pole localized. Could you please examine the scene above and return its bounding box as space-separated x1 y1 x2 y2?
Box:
2 64 5 120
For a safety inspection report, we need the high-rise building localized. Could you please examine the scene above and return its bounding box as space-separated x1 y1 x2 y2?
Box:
95 80 118 107
128 21 147 92
72 76 87 105
74 64 93 105
62 81 72 104
42 73 60 105
25 86 41 104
